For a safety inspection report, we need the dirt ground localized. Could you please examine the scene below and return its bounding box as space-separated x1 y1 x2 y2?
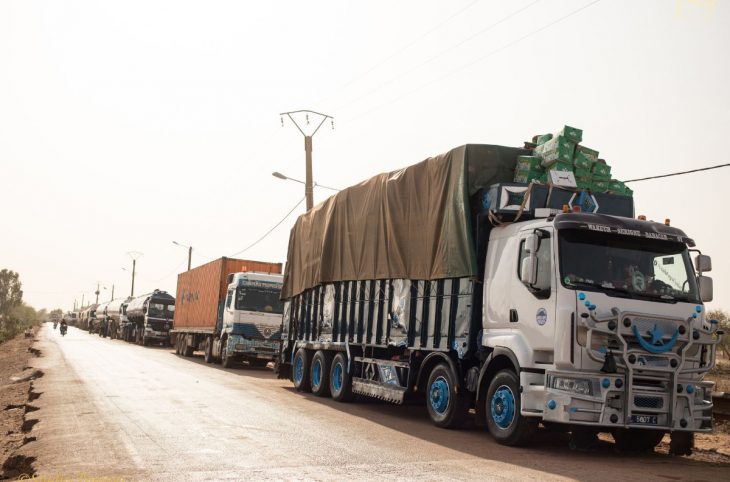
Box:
0 326 42 480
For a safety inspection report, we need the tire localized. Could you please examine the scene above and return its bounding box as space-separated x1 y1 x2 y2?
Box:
142 337 149 347
204 338 214 364
175 336 181 355
183 341 194 357
613 429 665 453
329 352 353 402
669 431 693 456
292 348 311 392
485 369 537 446
221 339 234 368
310 351 332 397
426 363 467 429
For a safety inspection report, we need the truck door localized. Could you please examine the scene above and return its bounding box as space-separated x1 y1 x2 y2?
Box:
515 227 557 357
222 288 234 330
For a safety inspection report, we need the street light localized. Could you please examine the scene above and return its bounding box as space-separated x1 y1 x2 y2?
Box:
271 171 340 193
172 241 193 271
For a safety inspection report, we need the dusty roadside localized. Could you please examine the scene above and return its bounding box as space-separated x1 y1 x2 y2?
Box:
0 326 43 479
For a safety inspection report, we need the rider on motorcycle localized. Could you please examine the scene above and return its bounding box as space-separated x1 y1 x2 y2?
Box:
60 320 68 335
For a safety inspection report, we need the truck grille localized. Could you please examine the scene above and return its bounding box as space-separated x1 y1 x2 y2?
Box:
634 395 664 409
231 323 281 340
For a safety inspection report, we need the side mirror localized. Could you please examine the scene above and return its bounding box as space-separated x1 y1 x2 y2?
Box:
521 256 537 286
525 233 539 255
694 254 712 273
697 275 713 302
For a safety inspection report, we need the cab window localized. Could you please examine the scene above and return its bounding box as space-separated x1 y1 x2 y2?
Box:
225 289 234 309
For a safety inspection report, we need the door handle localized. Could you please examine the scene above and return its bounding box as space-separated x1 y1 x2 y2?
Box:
510 309 519 323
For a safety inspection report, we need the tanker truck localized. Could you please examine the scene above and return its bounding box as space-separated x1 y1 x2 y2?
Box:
276 142 722 454
96 301 110 338
125 290 175 346
106 297 131 340
171 257 283 368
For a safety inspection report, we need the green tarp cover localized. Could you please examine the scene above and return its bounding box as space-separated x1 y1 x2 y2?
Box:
281 144 528 299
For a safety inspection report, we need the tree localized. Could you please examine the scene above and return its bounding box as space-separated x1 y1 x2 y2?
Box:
0 269 23 322
708 309 729 358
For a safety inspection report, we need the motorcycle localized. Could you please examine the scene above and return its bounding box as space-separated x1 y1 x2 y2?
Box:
60 324 67 336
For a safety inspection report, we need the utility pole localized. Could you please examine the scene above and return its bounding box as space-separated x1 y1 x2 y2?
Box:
110 284 115 301
81 294 84 309
280 110 334 211
95 283 100 305
173 241 193 271
127 251 143 297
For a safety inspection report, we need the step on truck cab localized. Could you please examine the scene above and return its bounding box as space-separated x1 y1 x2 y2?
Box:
277 143 722 452
172 257 284 368
125 290 175 346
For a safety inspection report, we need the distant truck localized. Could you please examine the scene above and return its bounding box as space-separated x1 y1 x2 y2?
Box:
171 257 284 368
78 305 97 332
125 290 176 346
277 143 721 453
96 301 110 338
106 297 131 340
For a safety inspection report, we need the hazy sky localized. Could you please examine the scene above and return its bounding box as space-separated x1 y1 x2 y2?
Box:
1 0 728 312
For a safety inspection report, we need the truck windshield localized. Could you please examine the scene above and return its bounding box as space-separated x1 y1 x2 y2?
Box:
559 229 699 303
148 302 175 319
236 283 284 314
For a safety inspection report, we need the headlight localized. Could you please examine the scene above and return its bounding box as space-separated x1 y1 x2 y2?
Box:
550 376 594 396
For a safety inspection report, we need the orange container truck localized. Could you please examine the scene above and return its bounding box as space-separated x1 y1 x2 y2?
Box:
171 257 285 369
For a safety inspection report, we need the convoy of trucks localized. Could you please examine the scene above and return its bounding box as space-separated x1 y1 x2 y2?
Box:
60 136 723 455
275 143 722 452
171 257 284 368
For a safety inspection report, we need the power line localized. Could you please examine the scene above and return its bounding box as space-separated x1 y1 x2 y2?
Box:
229 196 306 258
343 0 602 124
332 0 542 111
313 0 482 107
624 163 730 183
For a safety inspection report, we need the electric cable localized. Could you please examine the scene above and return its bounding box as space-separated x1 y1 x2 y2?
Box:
229 196 306 257
624 163 730 183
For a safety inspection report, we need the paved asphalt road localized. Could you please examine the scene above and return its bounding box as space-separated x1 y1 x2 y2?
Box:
25 326 729 481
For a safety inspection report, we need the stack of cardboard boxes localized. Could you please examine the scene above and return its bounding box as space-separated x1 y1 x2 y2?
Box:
513 125 632 196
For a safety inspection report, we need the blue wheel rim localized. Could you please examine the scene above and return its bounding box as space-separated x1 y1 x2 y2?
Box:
294 355 304 383
312 359 322 389
491 385 515 429
429 376 450 415
332 362 343 392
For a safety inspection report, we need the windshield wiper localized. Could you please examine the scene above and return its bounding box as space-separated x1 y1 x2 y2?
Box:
569 281 634 299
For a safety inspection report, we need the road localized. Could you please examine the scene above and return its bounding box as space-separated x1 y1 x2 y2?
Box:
26 325 728 481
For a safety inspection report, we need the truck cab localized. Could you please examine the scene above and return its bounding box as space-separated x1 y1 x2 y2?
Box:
478 210 719 446
216 272 284 368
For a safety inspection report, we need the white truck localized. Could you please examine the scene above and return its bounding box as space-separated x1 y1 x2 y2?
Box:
172 257 284 368
277 143 722 453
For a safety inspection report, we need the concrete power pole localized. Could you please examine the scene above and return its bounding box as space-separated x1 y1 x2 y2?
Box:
95 283 100 305
127 251 143 297
280 110 334 211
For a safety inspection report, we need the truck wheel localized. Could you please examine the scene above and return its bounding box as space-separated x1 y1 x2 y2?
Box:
612 429 665 453
221 340 234 368
310 351 332 397
426 363 467 429
204 338 214 364
329 352 353 402
183 342 194 357
485 369 537 446
669 431 693 456
292 348 311 392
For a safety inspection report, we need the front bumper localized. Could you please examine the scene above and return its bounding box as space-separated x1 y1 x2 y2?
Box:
227 335 280 359
541 370 715 431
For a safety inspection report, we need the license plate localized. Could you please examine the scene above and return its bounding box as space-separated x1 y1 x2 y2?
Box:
630 415 658 425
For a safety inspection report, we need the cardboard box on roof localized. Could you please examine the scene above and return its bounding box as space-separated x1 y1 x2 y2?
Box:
534 135 576 166
556 125 582 143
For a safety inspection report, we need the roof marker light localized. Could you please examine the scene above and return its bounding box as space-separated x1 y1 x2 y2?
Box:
665 218 671 226
638 215 647 221
562 204 570 213
572 205 581 213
